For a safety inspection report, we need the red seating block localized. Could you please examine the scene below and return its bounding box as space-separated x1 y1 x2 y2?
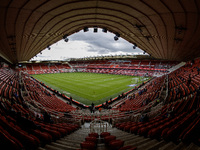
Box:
124 125 134 132
89 132 99 138
85 136 97 144
32 129 52 144
109 139 124 149
41 127 61 140
104 135 116 144
81 141 96 150
130 126 139 134
100 132 110 138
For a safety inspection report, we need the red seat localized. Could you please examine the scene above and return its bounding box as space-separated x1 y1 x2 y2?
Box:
100 132 110 138
41 127 61 140
124 125 135 132
89 132 99 138
81 141 96 150
32 129 52 144
109 139 124 149
85 136 97 144
104 135 116 145
130 126 139 134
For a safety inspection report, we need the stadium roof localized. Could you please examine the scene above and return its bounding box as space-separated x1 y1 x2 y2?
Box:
0 0 200 64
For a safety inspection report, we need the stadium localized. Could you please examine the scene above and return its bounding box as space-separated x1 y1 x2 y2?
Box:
0 0 200 150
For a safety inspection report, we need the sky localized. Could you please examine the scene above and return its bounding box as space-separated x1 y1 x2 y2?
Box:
31 28 145 61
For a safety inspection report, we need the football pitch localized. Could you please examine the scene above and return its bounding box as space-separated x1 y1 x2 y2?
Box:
32 72 150 105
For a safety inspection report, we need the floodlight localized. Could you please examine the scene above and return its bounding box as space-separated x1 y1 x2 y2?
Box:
133 43 137 49
94 27 98 33
102 28 107 33
114 36 119 41
83 27 89 32
47 45 51 50
64 37 69 42
63 34 69 42
115 32 120 37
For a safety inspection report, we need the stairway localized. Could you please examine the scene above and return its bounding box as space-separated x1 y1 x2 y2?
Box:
37 122 200 150
168 62 186 73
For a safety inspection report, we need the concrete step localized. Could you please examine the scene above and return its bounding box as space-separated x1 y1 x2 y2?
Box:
130 137 152 148
59 137 83 143
137 139 158 150
117 134 139 141
56 139 81 148
96 143 109 150
63 135 87 141
44 144 65 150
51 142 79 150
170 142 187 150
158 142 177 150
124 136 146 146
147 140 167 150
183 143 200 150
36 147 46 150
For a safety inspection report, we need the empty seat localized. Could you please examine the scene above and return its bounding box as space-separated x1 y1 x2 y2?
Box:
89 132 99 138
85 136 97 144
109 139 124 150
100 132 110 138
81 141 96 150
104 135 116 145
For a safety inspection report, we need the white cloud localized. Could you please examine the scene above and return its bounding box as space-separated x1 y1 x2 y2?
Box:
31 28 144 61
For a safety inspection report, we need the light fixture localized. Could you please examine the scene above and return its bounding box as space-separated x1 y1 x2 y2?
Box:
114 32 120 41
114 36 119 41
83 27 89 32
94 27 98 33
47 45 51 50
133 43 137 49
64 37 69 42
102 28 107 33
63 34 69 42
115 32 120 37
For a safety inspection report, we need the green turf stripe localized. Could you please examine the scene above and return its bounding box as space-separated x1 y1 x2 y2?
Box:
32 72 150 105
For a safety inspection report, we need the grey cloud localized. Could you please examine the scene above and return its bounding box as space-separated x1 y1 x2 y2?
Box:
69 29 143 55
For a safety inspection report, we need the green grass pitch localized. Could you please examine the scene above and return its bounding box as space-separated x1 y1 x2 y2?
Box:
32 72 150 105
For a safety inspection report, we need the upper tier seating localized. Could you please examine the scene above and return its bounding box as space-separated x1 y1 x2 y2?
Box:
19 59 178 76
19 63 71 75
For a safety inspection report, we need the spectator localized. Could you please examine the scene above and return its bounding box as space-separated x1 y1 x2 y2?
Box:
187 74 191 86
140 114 149 122
43 111 52 123
197 67 200 75
91 103 95 113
